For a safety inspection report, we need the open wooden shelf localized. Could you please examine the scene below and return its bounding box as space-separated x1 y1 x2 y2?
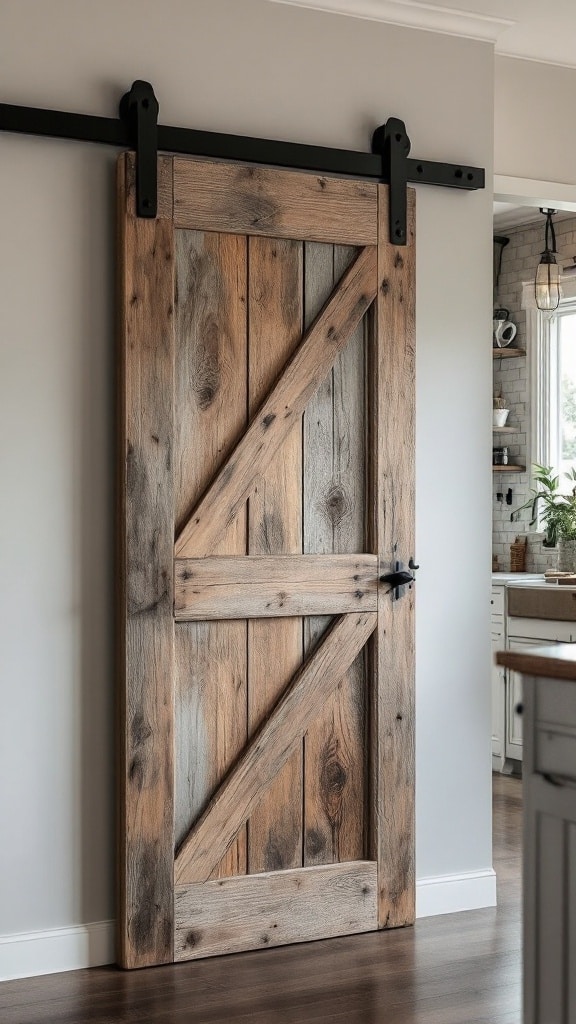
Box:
493 464 526 473
493 347 526 358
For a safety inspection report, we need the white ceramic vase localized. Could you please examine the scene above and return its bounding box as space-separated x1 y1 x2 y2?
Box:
493 409 509 428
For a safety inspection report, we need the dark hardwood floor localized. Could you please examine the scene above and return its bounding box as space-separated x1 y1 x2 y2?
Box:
0 775 522 1024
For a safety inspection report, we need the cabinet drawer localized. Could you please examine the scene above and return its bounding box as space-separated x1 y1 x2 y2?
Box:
537 679 576 731
491 589 505 617
535 727 576 781
507 618 574 642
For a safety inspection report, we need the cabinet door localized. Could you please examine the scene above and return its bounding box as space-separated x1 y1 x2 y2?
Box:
491 637 505 759
506 639 561 762
506 669 523 760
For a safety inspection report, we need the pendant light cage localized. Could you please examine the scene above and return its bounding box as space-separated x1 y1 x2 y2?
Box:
535 208 562 312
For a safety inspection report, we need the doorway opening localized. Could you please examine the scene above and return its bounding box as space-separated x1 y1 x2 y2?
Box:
491 177 576 903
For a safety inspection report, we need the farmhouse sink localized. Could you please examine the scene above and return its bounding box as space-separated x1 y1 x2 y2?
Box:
507 584 576 621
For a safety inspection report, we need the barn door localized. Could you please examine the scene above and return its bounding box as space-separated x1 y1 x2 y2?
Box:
117 153 415 969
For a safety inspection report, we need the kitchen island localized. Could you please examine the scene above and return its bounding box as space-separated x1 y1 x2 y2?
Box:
497 644 576 1024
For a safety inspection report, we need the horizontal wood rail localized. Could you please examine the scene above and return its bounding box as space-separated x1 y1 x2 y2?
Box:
174 554 379 620
174 861 378 960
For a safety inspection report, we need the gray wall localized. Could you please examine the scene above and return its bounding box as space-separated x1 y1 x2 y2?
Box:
495 56 576 185
0 0 494 945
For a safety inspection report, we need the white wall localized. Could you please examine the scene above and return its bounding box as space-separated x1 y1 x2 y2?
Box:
495 56 576 185
0 0 495 974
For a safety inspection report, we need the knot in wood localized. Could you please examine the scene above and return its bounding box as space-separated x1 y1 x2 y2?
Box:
324 484 350 527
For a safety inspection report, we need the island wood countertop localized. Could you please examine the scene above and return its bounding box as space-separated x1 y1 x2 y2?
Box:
497 643 576 681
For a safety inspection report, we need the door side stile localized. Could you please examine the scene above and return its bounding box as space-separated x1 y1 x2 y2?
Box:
117 153 176 969
369 186 416 929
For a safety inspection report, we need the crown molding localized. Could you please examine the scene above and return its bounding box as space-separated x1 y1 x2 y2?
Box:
267 0 515 43
497 50 576 72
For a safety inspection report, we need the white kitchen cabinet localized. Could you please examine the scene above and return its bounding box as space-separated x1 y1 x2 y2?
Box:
496 649 576 1024
491 585 506 767
506 620 575 765
506 639 558 762
506 656 524 760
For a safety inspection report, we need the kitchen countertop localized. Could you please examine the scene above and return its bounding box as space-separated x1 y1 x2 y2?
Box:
492 573 543 584
497 643 576 680
507 579 576 593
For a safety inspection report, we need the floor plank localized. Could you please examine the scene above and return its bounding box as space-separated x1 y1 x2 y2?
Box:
0 774 522 1023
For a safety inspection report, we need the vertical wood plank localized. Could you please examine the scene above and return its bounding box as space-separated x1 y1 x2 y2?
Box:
247 236 303 873
117 153 175 968
303 244 366 866
369 186 416 928
173 229 248 880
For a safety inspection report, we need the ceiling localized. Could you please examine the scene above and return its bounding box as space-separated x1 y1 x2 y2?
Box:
493 203 542 232
269 0 576 69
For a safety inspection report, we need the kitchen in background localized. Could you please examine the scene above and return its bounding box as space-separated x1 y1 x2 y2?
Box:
493 210 576 572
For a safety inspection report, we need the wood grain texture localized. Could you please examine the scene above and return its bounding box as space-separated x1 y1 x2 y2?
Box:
174 861 377 960
369 186 416 929
117 153 175 968
175 245 377 559
175 611 377 885
303 243 367 867
125 151 173 219
173 229 248 879
173 158 378 245
246 236 303 874
174 554 378 620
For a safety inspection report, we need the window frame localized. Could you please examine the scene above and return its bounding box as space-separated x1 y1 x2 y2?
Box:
522 276 576 529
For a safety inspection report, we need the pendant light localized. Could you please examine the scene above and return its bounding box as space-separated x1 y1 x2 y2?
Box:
535 208 562 312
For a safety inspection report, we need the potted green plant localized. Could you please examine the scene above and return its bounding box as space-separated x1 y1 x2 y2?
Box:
513 464 576 568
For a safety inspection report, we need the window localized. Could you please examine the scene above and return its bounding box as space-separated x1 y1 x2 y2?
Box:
523 277 576 495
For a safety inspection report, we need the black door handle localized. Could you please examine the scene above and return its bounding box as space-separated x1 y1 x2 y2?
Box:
379 570 415 588
380 559 419 599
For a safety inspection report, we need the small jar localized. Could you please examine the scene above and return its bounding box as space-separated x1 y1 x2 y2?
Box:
493 447 509 466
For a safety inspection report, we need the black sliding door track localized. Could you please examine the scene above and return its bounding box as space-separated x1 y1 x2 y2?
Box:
0 82 485 239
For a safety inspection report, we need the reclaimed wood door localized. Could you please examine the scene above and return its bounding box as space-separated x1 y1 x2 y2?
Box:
117 153 415 969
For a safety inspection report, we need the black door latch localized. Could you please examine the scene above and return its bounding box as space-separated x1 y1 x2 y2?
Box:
380 569 414 589
380 559 419 599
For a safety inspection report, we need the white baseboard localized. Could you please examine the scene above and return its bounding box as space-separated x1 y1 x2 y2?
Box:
0 920 114 982
0 871 497 980
416 868 497 918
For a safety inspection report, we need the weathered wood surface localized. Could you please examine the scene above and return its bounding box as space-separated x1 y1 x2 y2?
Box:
174 245 377 559
174 861 378 960
117 153 175 968
173 159 378 245
369 185 416 929
173 229 248 880
246 236 303 874
303 243 367 866
126 151 173 219
118 153 416 967
175 611 377 885
174 554 378 620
